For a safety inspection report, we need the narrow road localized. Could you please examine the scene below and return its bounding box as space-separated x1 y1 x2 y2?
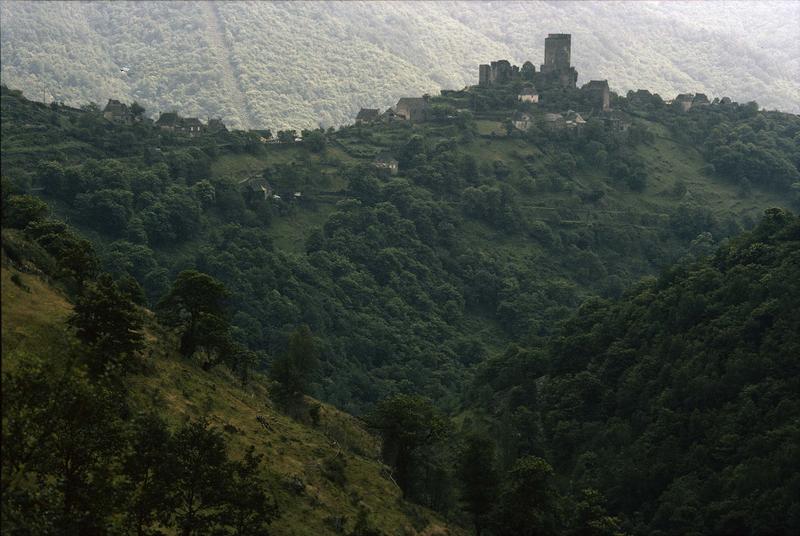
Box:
201 0 252 129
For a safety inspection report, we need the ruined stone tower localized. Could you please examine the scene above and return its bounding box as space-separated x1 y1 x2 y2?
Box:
538 33 577 89
479 64 491 87
478 60 513 86
543 34 571 71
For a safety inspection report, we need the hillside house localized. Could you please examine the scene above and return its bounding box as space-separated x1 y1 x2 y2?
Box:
181 117 203 136
356 108 380 124
103 99 132 123
395 97 430 121
240 176 272 202
156 112 205 136
518 86 539 104
582 80 611 112
512 111 534 131
692 93 711 107
156 112 180 131
542 112 566 131
564 110 586 132
373 152 399 175
380 108 400 123
674 93 694 112
207 118 227 132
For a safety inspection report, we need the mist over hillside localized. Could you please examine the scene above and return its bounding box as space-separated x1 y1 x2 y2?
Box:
1 1 798 129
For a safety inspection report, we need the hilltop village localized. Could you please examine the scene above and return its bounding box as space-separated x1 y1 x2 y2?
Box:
355 33 718 134
93 32 726 146
65 31 744 204
101 99 229 137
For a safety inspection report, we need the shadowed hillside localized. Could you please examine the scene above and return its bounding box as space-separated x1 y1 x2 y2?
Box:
1 237 460 535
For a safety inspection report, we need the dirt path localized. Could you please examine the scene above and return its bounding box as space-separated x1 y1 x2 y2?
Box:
201 1 252 129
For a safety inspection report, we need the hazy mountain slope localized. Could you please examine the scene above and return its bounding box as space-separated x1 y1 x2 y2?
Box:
0 1 249 126
1 1 798 130
451 1 800 111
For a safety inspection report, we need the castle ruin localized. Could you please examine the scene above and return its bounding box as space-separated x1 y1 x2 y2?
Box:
539 33 578 89
581 80 610 112
478 33 579 90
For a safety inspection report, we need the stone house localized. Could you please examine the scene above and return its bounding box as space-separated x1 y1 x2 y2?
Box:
582 80 611 112
156 112 205 136
181 118 203 136
155 112 180 131
356 108 380 124
564 110 586 132
207 118 227 132
512 111 534 131
380 108 400 123
674 93 694 112
395 97 430 122
373 152 399 175
240 176 272 202
103 99 132 123
518 86 539 104
692 93 711 107
542 112 566 131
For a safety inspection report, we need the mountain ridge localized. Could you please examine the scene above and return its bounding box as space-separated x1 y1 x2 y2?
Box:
2 1 797 130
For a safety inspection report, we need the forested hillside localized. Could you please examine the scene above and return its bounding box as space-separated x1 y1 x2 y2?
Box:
2 1 798 130
3 83 798 415
1 212 456 535
3 10 800 527
4 151 798 534
470 208 800 534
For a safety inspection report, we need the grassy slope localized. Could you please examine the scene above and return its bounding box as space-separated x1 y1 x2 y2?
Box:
0 264 461 536
208 146 350 254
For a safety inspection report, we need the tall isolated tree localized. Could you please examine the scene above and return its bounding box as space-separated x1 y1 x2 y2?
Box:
491 455 562 536
269 324 319 402
157 270 231 362
122 412 175 536
458 434 499 536
220 446 279 535
70 273 144 376
367 394 449 497
169 418 231 536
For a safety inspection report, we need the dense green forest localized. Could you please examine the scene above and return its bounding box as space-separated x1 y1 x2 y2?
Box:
468 208 800 534
2 1 798 129
2 60 800 534
3 83 798 414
